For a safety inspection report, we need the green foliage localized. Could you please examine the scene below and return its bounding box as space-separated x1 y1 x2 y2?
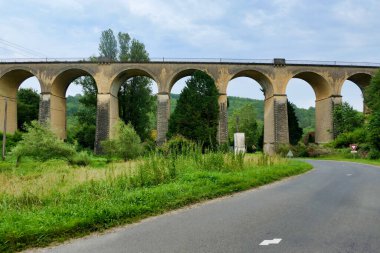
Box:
170 94 316 131
168 71 219 148
277 143 332 158
330 127 368 148
364 70 380 154
72 29 155 147
11 121 76 165
287 101 303 145
117 34 154 140
333 102 364 137
68 151 92 166
17 88 40 130
0 156 310 253
118 76 155 140
160 135 198 156
98 29 118 60
70 76 98 149
101 120 143 161
228 103 261 152
0 131 23 152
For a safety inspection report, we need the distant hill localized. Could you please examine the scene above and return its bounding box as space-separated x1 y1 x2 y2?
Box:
66 94 316 131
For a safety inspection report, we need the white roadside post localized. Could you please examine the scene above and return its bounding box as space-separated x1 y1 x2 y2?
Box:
234 133 246 154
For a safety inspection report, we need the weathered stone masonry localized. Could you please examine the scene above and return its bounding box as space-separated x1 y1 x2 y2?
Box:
0 61 376 154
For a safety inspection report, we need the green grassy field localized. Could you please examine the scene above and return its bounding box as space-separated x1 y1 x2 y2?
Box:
0 154 311 252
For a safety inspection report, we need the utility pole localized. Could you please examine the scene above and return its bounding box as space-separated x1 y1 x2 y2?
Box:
2 98 7 160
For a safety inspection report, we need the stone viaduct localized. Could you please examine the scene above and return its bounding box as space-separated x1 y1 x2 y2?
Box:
0 59 377 154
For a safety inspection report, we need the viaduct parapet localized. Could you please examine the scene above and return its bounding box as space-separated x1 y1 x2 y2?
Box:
0 59 377 154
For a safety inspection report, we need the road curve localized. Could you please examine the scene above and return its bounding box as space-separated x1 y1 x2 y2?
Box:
33 160 380 253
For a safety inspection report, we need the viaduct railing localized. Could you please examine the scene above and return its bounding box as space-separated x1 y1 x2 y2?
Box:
0 58 379 67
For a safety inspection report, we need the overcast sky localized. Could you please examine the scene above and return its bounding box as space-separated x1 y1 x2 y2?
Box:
1 0 379 110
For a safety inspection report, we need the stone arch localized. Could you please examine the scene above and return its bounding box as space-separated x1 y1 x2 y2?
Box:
339 72 373 113
339 72 373 94
51 68 96 98
0 68 42 97
286 71 333 144
0 68 43 133
110 68 159 97
168 68 216 92
50 68 97 139
287 71 332 101
228 69 274 98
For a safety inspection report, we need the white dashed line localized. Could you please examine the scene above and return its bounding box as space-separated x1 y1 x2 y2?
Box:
259 238 282 246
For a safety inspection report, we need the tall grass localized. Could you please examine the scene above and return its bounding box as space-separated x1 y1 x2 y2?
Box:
0 149 311 252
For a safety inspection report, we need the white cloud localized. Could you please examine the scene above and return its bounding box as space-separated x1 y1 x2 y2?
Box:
331 0 377 27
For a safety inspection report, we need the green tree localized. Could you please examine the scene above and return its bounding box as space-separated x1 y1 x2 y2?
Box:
168 71 219 148
228 103 260 152
117 34 154 140
287 101 303 145
364 70 380 157
17 88 40 130
73 30 155 149
70 76 97 149
333 102 364 137
98 29 118 60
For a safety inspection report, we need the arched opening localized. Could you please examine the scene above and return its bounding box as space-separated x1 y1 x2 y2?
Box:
168 69 219 147
286 79 316 135
341 80 364 112
169 68 211 116
51 69 97 148
226 76 266 152
110 69 158 142
0 69 42 134
343 73 373 113
286 72 332 144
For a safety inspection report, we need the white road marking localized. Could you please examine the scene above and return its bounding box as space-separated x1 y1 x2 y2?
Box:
347 174 353 176
259 238 282 246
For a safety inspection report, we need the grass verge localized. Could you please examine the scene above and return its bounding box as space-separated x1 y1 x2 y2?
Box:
308 154 380 167
0 155 311 252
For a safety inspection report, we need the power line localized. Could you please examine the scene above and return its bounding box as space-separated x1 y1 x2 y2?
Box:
0 38 47 58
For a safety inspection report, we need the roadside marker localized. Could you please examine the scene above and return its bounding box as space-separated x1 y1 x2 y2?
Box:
259 238 282 246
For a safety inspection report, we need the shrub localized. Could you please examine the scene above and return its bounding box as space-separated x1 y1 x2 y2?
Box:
101 120 143 161
303 131 315 145
0 131 23 152
11 121 76 165
68 151 92 166
330 127 368 148
305 144 332 157
160 135 198 157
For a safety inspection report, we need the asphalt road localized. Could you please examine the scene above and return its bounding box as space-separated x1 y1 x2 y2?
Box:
34 160 380 253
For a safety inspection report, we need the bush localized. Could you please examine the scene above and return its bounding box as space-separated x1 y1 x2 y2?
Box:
68 151 92 166
330 127 368 148
303 131 315 145
0 131 23 152
160 135 198 157
11 121 76 165
101 120 143 161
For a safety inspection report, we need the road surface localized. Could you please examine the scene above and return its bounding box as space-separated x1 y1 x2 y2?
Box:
33 160 380 253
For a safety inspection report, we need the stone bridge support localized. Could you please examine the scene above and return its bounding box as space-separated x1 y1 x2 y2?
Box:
94 93 118 153
156 92 170 145
315 95 342 144
264 95 289 154
217 94 228 144
0 95 17 134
